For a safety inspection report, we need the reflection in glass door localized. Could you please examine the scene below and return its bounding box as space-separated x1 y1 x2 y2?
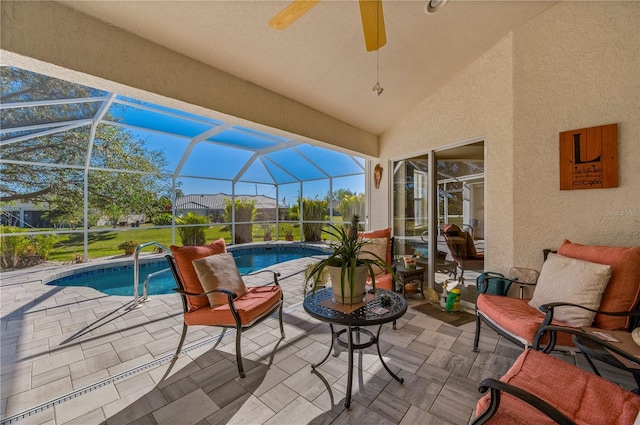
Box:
392 141 485 302
392 155 429 258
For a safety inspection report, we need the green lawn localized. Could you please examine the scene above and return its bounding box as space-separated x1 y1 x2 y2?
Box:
47 223 312 261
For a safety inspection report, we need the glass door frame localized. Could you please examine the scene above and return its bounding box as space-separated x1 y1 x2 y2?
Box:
390 136 485 290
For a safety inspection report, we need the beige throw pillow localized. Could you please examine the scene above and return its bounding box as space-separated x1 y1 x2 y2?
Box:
528 253 612 327
359 237 388 275
192 253 246 307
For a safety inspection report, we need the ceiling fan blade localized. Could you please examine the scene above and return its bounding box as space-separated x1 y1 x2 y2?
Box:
359 0 386 51
269 0 321 30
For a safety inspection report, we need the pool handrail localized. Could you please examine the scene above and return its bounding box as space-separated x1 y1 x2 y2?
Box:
133 241 171 309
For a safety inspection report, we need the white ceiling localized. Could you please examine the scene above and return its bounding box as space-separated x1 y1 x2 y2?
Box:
59 0 555 135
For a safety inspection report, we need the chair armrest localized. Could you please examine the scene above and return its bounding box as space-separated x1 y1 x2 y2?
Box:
472 378 576 425
173 287 239 307
478 276 518 295
533 304 640 351
173 287 237 299
540 303 640 318
535 325 640 366
244 269 281 287
245 269 281 278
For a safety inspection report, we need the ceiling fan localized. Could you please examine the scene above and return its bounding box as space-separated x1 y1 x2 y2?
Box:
269 0 386 52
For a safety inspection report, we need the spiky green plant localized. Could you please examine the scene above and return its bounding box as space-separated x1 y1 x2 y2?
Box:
305 215 395 304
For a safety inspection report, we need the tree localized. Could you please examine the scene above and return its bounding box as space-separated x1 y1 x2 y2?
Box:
300 198 327 242
1 67 171 225
336 193 365 221
222 198 256 244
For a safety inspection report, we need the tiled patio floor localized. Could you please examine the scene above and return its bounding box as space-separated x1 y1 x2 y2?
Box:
1 255 635 425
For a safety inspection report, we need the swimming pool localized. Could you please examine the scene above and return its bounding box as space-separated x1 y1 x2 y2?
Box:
47 244 329 296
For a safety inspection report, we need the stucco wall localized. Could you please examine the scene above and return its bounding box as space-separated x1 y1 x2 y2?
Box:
376 1 639 274
0 1 377 157
512 1 640 269
377 36 515 273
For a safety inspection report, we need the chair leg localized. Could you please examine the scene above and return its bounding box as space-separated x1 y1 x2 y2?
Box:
235 324 245 378
160 323 188 382
278 303 285 338
473 313 482 352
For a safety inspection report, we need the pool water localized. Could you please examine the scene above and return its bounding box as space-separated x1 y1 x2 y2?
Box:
47 246 326 296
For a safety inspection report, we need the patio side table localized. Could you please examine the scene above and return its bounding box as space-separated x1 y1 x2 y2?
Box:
303 288 407 408
573 331 640 393
395 264 425 299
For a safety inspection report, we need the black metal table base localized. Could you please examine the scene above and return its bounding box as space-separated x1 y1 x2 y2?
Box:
311 323 404 408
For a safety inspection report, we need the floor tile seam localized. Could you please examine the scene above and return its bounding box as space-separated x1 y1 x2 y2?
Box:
0 299 306 425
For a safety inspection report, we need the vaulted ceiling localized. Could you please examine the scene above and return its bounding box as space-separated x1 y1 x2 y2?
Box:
58 1 555 135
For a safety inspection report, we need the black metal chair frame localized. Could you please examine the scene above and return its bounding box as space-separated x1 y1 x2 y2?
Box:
473 275 537 351
161 254 285 381
473 274 639 353
471 324 640 425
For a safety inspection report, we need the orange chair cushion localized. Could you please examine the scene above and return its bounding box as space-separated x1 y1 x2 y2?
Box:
184 285 282 327
367 272 393 291
558 240 640 329
475 349 640 424
170 239 227 311
477 295 575 347
359 228 392 264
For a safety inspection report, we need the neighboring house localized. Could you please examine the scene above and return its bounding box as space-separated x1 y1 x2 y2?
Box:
1 202 51 229
174 194 287 222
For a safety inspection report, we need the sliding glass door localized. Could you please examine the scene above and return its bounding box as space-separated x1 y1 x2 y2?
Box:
392 155 430 258
392 141 485 301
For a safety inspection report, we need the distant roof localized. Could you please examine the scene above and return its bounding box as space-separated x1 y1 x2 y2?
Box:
175 194 286 210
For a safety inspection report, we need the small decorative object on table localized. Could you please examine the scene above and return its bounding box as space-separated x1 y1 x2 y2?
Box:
402 255 417 269
379 293 392 307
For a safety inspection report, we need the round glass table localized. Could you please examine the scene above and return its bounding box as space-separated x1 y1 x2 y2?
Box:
303 287 407 408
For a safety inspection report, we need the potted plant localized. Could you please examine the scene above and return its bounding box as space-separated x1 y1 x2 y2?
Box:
117 240 139 255
283 225 294 241
305 215 394 305
261 223 273 241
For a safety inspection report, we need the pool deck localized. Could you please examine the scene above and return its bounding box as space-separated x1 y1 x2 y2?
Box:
1 255 635 425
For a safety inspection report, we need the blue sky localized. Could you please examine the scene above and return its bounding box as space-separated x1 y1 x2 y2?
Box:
114 97 365 201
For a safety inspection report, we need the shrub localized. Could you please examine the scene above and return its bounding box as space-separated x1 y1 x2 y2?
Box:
176 213 209 246
153 213 173 226
301 198 328 242
0 226 31 268
34 234 61 261
223 198 256 244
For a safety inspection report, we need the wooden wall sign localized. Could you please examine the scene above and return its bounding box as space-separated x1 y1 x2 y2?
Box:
559 123 618 190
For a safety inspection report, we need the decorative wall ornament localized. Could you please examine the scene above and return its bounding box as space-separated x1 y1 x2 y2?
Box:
374 164 383 189
559 123 618 190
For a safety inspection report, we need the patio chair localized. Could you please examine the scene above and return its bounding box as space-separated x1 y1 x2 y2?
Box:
473 240 640 353
359 227 395 291
471 328 640 424
161 239 284 380
443 223 484 283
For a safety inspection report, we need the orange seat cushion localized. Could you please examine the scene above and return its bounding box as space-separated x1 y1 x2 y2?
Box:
184 285 282 327
170 239 227 311
558 240 640 330
477 295 575 347
367 272 393 291
476 349 640 424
